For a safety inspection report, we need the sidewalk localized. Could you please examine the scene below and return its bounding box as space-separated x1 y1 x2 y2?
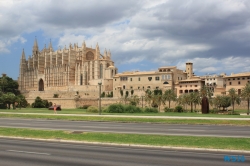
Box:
1 112 250 120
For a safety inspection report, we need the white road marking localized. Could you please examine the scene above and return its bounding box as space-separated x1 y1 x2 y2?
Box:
7 150 50 155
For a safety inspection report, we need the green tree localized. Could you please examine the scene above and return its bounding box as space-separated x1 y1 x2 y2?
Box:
131 89 134 96
2 92 16 109
163 89 176 108
241 83 250 115
129 95 140 106
213 95 231 111
188 92 200 112
0 76 20 95
228 88 241 114
120 90 123 97
177 94 189 111
32 97 45 108
144 89 153 107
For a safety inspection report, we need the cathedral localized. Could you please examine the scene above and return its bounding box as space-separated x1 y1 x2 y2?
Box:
18 39 117 96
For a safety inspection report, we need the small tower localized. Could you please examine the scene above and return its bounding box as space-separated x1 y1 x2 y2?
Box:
32 37 39 56
48 39 53 52
95 43 100 59
107 49 111 59
186 62 193 79
18 49 26 90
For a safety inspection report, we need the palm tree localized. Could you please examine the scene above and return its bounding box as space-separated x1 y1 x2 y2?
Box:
144 89 153 107
241 83 250 115
188 92 200 112
177 94 189 111
163 89 176 108
228 88 241 114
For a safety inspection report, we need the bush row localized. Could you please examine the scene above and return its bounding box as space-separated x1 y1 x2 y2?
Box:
104 104 158 113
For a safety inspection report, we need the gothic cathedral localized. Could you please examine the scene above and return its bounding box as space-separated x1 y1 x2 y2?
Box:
18 38 117 95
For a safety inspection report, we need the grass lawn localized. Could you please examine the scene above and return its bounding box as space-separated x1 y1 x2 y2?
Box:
0 108 249 118
0 127 249 151
0 113 250 126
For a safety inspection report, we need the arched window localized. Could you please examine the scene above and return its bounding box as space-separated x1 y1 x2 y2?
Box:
80 74 83 85
100 64 103 79
86 51 94 60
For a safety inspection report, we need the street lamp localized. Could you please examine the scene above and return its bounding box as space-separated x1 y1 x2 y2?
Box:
98 80 102 115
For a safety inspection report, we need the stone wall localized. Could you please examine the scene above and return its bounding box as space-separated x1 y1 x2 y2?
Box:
26 96 250 111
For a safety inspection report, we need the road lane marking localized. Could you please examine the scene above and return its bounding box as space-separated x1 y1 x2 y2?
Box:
7 150 50 155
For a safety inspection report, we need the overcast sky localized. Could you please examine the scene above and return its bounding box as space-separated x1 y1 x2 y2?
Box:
1 0 250 80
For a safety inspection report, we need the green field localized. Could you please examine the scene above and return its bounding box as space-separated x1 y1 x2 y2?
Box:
0 127 249 151
0 113 250 126
0 108 249 118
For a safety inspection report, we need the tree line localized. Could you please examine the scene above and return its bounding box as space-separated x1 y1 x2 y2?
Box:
118 83 250 115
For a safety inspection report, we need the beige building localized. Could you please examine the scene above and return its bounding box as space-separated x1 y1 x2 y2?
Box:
200 74 226 96
18 39 117 98
224 72 250 95
113 65 188 97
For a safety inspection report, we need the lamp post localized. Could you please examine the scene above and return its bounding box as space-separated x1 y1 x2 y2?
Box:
98 80 102 115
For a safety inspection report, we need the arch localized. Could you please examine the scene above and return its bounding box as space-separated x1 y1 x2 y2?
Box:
184 90 188 93
86 51 94 60
189 89 193 93
38 79 44 91
100 64 103 79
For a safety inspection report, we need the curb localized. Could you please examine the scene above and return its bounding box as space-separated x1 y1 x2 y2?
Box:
1 135 250 154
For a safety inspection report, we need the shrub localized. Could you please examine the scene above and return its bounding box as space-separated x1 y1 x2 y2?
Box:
124 105 142 113
175 105 184 112
53 94 59 98
164 107 174 112
86 106 98 113
210 108 219 114
79 105 91 109
144 107 158 113
106 104 125 113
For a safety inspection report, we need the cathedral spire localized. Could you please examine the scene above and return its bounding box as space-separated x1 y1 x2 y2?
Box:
32 37 39 55
21 49 26 60
82 41 86 49
104 48 107 57
108 49 111 58
96 42 100 59
49 39 53 52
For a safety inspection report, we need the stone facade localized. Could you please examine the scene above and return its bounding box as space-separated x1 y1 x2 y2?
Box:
18 39 117 98
113 66 188 97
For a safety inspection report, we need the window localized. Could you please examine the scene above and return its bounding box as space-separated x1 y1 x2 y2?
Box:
148 77 152 81
190 85 192 87
130 78 132 81
130 86 133 89
138 77 140 81
195 85 197 87
228 79 230 81
123 85 125 89
147 86 151 89
213 83 216 86
229 82 232 85
238 78 240 80
156 86 159 89
233 78 235 80
238 81 241 85
155 76 160 81
180 85 182 88
138 87 140 89
242 77 245 80
120 77 128 81
115 79 116 81
180 90 183 94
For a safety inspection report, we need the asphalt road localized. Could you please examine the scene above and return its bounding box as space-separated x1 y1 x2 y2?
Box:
0 118 249 138
0 138 249 166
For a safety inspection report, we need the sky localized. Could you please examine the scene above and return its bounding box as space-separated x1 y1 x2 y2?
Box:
1 0 250 80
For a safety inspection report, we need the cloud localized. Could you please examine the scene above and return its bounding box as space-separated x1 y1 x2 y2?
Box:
1 0 250 78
